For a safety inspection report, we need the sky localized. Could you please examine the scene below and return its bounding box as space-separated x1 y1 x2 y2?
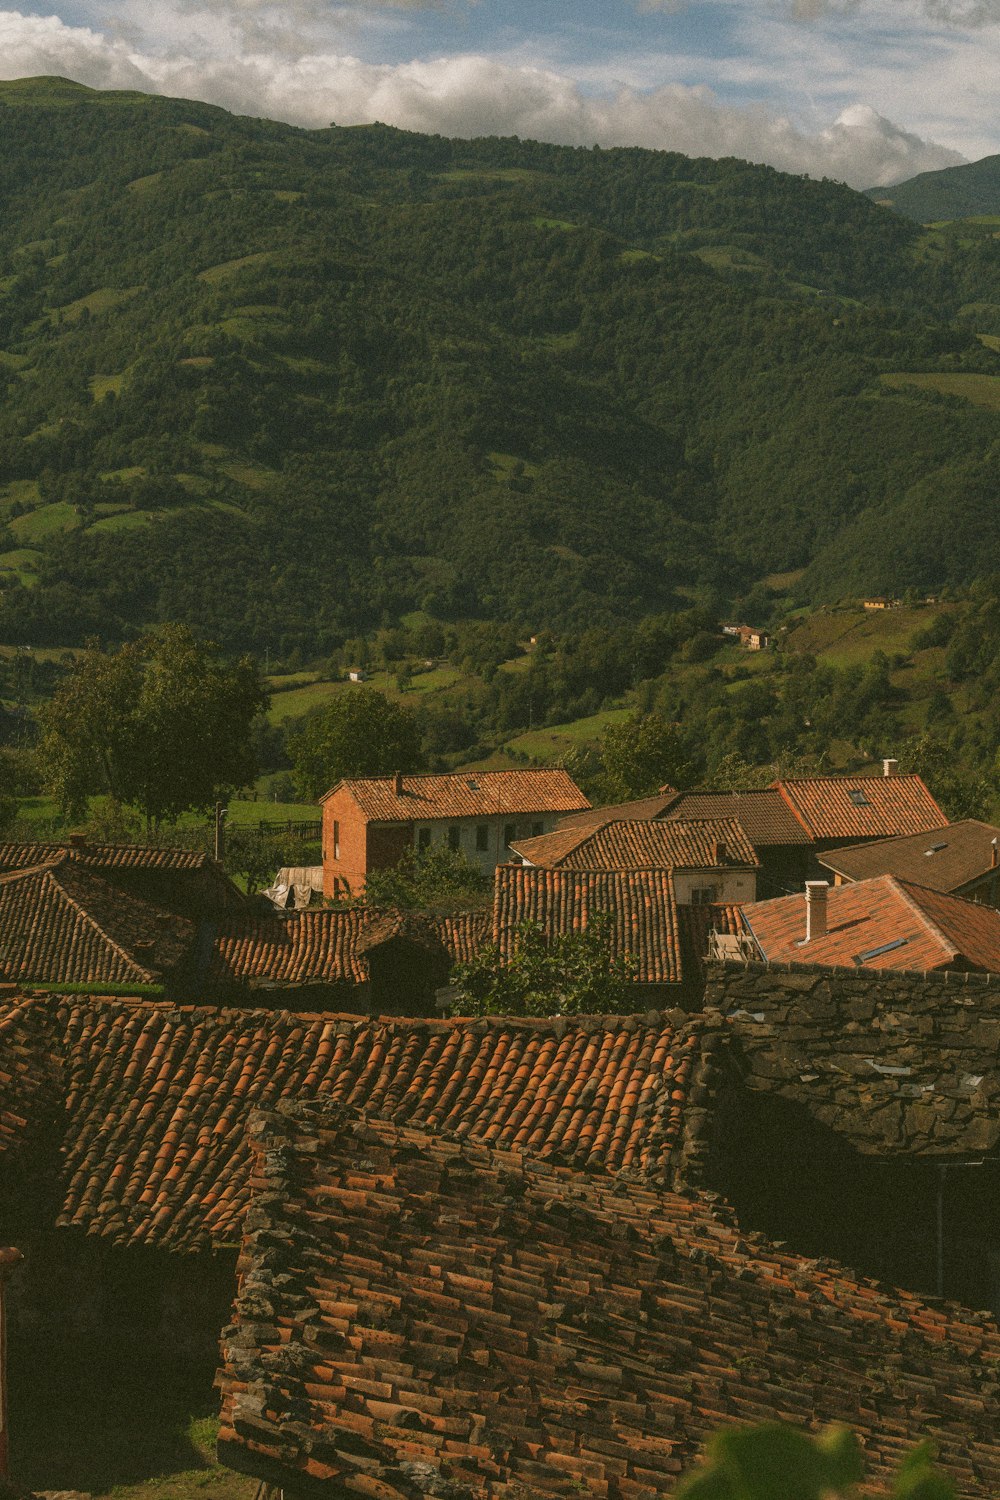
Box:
1 0 999 188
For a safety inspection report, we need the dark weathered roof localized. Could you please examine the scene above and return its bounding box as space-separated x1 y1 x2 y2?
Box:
511 817 759 871
663 790 808 846
0 857 194 987
773 773 947 843
321 769 590 821
0 994 708 1252
819 819 1000 893
742 875 1000 974
217 1102 1000 1500
494 866 683 984
0 841 214 873
556 791 680 832
209 908 491 988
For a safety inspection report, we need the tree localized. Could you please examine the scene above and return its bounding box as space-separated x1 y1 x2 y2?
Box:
38 625 267 833
600 712 699 801
901 732 995 821
449 919 636 1017
288 687 424 800
364 844 489 911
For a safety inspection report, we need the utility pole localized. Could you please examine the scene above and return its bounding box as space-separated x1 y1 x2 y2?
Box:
214 801 228 865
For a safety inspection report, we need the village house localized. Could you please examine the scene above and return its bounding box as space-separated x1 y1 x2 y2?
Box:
320 768 590 898
818 818 1000 906
736 873 1000 974
509 815 760 905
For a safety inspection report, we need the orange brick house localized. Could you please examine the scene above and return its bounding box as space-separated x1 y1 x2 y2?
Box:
320 768 590 897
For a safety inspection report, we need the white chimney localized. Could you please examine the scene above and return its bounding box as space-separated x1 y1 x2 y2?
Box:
804 881 829 942
882 758 899 777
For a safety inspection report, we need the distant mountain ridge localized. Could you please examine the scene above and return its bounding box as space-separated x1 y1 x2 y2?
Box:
867 154 1000 223
0 80 1000 651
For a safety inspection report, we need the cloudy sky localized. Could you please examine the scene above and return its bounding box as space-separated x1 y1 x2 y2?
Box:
1 0 998 188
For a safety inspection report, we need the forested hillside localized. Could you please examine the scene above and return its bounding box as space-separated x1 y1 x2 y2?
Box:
2 78 1000 654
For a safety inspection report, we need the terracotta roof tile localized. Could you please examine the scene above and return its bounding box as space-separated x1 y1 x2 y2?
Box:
209 909 491 989
0 858 194 987
773 774 947 843
217 1103 1000 1500
818 820 1000 892
0 841 214 872
322 769 590 821
512 818 759 871
557 793 680 832
0 996 707 1252
493 867 683 985
742 874 1000 972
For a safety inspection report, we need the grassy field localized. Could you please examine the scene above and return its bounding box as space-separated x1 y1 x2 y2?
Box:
880 371 1000 409
9 499 79 542
782 600 954 668
506 706 631 760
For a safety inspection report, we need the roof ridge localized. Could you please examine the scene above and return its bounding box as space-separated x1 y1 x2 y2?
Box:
885 875 960 963
47 863 157 981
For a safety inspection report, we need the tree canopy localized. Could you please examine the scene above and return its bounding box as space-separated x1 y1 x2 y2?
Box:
289 686 424 800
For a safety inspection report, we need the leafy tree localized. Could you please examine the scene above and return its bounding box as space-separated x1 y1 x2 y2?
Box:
364 844 489 911
676 1423 953 1500
600 712 699 800
37 625 267 833
449 919 636 1017
288 687 424 800
900 731 994 821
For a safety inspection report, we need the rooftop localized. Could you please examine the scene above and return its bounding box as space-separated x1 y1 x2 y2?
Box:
511 816 759 871
662 789 808 846
217 1101 1000 1500
321 768 590 822
741 874 1000 973
773 773 947 843
818 819 1000 893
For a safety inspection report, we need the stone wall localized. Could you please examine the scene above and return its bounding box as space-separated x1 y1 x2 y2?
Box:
702 958 1000 1157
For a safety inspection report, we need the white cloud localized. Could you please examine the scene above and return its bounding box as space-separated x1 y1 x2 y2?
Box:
0 7 966 188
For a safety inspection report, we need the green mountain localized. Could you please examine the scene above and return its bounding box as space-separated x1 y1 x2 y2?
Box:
2 79 1000 653
868 155 1000 223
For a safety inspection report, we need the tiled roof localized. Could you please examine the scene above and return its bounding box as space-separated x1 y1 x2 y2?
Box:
217 1102 1000 1500
494 866 683 984
0 997 708 1252
0 841 214 873
209 908 491 989
556 792 680 832
662 790 808 846
322 769 590 821
0 857 194 987
511 817 759 871
773 773 947 842
741 874 1000 973
818 819 1000 893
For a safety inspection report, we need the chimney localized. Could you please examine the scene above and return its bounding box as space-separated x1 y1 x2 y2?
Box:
882 758 899 778
713 840 727 864
69 832 86 848
393 771 404 796
804 881 829 942
992 838 998 870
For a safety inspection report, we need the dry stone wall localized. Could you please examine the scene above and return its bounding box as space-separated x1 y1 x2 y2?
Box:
702 959 1000 1157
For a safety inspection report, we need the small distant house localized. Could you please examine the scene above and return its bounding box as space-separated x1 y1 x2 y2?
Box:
863 597 900 611
738 625 768 650
721 622 742 636
320 768 590 898
347 669 368 683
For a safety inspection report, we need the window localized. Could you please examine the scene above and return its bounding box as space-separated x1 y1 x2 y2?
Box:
448 825 461 851
332 820 340 861
691 885 718 906
504 823 516 848
531 821 543 837
417 827 431 850
475 824 489 852
847 788 871 807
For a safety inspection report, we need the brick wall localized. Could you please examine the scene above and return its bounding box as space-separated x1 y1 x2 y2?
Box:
322 788 369 899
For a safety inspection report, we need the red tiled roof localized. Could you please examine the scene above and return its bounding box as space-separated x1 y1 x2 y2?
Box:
0 841 214 872
663 790 808 846
210 908 491 988
322 769 590 821
217 1103 1000 1500
742 875 1000 973
0 996 708 1251
0 858 194 987
556 792 680 831
773 773 947 842
818 820 1000 893
494 866 683 984
512 817 759 871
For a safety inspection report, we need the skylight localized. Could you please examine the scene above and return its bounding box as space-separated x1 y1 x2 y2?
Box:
853 937 909 965
924 843 948 856
847 788 870 807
